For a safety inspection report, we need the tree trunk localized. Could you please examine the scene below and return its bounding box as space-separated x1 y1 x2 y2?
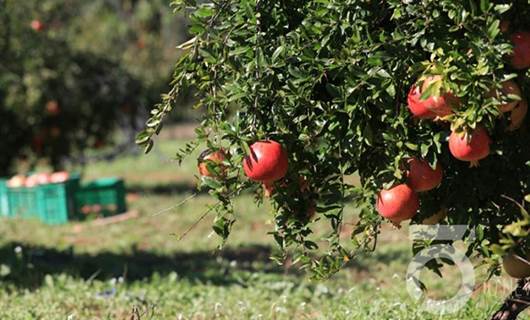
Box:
491 278 530 320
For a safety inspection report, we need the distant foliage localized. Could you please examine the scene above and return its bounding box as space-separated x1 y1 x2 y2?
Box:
139 0 530 278
0 0 142 174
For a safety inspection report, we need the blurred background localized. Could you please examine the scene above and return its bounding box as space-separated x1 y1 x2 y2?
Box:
0 1 525 319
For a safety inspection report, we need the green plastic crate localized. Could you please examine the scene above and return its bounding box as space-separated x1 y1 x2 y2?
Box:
76 178 126 217
6 176 80 224
38 177 80 224
0 179 9 217
6 186 41 220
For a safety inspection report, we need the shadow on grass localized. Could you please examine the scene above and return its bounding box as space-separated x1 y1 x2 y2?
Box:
0 240 411 290
0 242 285 290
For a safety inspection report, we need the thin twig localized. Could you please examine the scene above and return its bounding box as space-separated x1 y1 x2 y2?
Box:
150 193 198 217
177 205 216 241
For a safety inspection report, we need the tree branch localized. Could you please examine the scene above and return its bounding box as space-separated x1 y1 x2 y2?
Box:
491 278 530 320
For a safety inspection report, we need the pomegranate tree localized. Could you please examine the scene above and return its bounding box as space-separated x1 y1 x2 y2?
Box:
139 1 530 318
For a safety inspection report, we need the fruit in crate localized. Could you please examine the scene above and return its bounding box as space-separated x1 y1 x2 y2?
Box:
35 173 51 185
7 175 26 188
50 171 70 183
24 175 40 188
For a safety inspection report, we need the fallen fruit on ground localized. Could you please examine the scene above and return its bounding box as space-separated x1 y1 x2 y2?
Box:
448 126 491 163
198 149 227 177
376 184 419 224
243 140 288 182
503 253 530 278
406 158 443 192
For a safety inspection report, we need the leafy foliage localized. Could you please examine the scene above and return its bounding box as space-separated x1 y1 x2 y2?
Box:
139 0 530 278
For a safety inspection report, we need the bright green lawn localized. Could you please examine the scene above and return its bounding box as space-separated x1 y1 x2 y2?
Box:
0 130 526 319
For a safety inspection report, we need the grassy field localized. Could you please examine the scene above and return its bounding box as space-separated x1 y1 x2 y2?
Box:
0 127 527 319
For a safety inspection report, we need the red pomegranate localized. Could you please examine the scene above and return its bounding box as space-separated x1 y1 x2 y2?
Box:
30 20 45 32
243 140 288 182
511 32 530 70
488 81 522 113
419 76 458 117
198 149 227 177
407 85 437 119
406 158 443 192
45 100 60 115
50 171 70 183
448 126 491 163
376 184 419 223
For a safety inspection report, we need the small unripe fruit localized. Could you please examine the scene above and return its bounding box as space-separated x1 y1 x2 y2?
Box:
198 149 227 177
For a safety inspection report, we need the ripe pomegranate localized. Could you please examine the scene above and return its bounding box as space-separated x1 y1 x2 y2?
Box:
448 126 491 163
419 75 458 117
407 85 437 119
503 253 530 278
488 81 522 113
376 184 419 223
45 100 60 115
7 175 26 188
510 32 530 70
30 20 45 32
80 205 92 215
243 140 288 182
50 171 70 183
507 99 528 131
406 158 443 192
25 175 40 188
198 149 227 177
35 173 51 185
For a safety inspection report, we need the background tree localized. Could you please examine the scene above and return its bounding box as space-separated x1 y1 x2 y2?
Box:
138 0 530 318
0 0 190 175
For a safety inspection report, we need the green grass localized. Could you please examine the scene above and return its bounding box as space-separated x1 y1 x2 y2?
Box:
0 130 527 319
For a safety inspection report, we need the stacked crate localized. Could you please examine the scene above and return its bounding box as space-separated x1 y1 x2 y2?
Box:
0 175 126 224
5 176 80 224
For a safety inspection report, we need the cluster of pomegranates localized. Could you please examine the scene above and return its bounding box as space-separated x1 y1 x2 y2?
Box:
198 140 289 184
197 140 319 218
376 158 442 225
377 29 529 226
6 171 70 188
